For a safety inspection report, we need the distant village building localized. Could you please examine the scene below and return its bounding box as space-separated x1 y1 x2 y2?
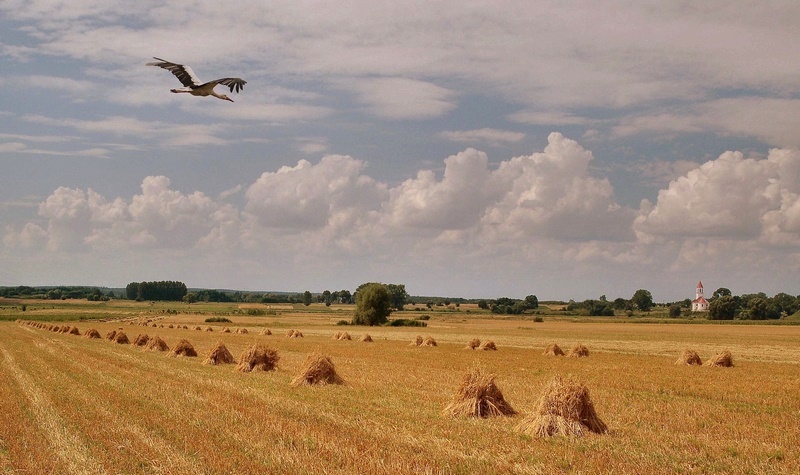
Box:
691 280 709 312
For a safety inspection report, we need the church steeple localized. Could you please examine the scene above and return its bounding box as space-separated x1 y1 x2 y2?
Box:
692 280 709 312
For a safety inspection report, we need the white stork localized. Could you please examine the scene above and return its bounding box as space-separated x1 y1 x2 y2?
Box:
146 57 246 102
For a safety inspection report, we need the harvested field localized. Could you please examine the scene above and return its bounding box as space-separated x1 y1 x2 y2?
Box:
3 304 800 474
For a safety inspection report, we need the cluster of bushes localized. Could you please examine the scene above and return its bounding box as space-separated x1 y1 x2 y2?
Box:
476 295 539 315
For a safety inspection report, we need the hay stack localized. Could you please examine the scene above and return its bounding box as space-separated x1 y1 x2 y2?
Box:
676 349 703 366
290 353 344 386
205 326 213 332
152 323 158 328
203 342 236 366
235 328 248 334
705 350 733 367
516 376 607 437
169 339 197 357
287 330 303 338
332 332 342 340
168 324 174 329
260 328 272 336
444 367 516 418
84 328 101 339
236 343 279 372
338 332 352 341
68 326 81 335
567 344 589 358
194 326 202 331
359 334 373 342
479 340 497 351
51 325 60 332
132 334 150 347
466 338 481 350
543 343 565 356
146 335 169 352
221 327 231 333
410 335 423 346
113 331 130 344
422 336 438 347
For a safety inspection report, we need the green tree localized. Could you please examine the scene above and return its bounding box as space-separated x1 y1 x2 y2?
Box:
302 290 312 306
183 292 198 304
524 295 539 309
385 284 409 310
668 305 681 318
631 289 654 312
708 295 737 320
352 283 392 325
712 287 732 300
746 297 768 320
322 290 332 307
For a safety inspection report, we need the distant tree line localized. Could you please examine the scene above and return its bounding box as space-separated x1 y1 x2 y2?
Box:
0 286 113 301
126 281 187 301
476 295 539 315
703 288 799 321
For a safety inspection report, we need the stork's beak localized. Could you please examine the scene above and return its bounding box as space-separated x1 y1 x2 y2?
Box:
226 97 234 102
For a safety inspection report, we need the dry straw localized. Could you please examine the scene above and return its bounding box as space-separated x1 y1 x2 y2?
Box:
338 332 352 341
235 328 248 334
332 332 342 340
479 340 498 351
205 326 213 332
146 335 170 352
543 343 565 356
68 326 81 335
105 330 117 340
676 349 703 366
705 350 733 367
260 328 272 336
517 375 607 437
236 343 279 372
443 367 516 418
422 336 438 347
169 339 197 357
194 326 202 331
84 328 101 339
132 334 150 347
359 334 373 342
466 338 481 350
291 353 344 387
287 330 303 338
567 344 589 358
410 335 423 346
113 331 130 344
221 327 231 333
203 341 236 366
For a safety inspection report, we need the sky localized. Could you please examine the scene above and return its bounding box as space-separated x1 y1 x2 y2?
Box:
1 1 799 302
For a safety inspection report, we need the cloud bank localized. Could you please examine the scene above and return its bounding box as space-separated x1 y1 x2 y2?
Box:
4 134 799 299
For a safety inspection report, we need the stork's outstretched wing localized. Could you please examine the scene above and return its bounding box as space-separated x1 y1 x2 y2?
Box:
146 57 201 87
209 77 247 93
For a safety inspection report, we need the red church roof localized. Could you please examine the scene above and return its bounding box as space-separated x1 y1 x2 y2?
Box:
697 280 703 288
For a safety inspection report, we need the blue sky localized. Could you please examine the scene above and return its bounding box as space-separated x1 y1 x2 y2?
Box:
1 1 799 301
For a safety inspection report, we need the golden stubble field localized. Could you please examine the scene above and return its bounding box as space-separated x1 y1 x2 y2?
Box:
1 303 799 474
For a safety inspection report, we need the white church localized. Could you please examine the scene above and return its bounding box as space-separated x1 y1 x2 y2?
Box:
691 280 709 312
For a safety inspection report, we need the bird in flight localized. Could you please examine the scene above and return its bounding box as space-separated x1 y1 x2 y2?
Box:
146 57 246 102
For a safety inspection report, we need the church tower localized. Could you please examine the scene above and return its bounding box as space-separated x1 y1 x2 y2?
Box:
691 280 709 312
